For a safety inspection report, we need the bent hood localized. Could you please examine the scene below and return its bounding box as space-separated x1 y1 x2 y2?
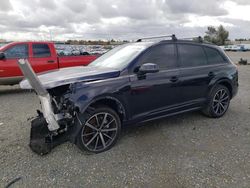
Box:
20 66 120 89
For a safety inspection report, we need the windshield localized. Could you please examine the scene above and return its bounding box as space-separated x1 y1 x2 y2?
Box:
89 43 151 69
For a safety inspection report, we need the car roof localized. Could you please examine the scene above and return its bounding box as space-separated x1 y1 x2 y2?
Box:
9 41 54 45
135 39 220 51
0 41 54 51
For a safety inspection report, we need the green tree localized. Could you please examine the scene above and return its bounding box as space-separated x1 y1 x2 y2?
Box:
204 25 229 45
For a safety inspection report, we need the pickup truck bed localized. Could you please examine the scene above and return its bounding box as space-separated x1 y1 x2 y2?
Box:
0 41 97 85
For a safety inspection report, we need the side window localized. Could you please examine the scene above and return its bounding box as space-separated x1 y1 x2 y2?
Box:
204 47 225 64
178 44 207 67
32 44 51 58
4 44 28 59
138 44 177 70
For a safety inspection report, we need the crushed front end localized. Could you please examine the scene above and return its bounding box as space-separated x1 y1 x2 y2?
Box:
18 59 77 155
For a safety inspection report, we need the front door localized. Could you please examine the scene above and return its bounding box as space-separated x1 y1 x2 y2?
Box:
0 43 30 84
128 43 180 120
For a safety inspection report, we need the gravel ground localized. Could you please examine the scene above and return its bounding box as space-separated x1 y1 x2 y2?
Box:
1 65 250 187
226 51 250 64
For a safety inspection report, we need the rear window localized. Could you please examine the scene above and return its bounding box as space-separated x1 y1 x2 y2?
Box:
204 47 225 64
4 44 28 59
32 44 51 57
178 44 207 67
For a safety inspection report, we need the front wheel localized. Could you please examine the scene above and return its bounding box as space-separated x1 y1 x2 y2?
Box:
202 85 231 118
76 106 121 153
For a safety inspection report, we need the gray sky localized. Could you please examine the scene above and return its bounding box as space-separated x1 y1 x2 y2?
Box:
0 0 250 41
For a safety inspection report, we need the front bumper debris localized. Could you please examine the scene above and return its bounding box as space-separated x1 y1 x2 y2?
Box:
30 116 52 155
30 116 70 155
18 59 60 131
18 59 73 155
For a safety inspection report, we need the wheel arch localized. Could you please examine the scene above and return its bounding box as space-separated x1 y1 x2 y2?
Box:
209 78 233 98
80 95 127 122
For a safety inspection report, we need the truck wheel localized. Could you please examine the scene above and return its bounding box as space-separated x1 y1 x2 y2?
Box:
202 84 230 118
76 106 121 154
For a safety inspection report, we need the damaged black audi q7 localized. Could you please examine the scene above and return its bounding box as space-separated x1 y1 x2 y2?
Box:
18 35 238 155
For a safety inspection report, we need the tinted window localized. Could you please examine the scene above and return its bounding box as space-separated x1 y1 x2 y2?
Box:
204 47 225 64
33 44 51 57
138 44 177 69
4 44 28 59
178 44 207 67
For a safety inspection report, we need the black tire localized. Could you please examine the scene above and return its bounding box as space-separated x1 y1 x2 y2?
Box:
202 84 231 118
76 106 121 154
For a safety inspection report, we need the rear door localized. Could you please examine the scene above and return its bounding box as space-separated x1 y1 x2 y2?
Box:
128 43 180 119
177 44 214 104
29 43 58 73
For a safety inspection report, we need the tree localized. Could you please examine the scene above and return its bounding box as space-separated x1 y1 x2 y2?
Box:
204 26 217 44
204 25 229 45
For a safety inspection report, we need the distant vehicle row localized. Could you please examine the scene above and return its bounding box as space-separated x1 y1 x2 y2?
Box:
56 44 110 56
220 44 250 51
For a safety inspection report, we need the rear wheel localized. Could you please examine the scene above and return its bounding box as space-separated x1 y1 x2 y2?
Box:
202 85 230 118
76 106 121 153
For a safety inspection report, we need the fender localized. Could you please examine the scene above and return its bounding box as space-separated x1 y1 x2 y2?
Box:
77 94 127 120
69 94 128 143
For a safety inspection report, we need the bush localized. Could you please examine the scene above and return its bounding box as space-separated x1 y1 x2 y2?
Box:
238 58 248 65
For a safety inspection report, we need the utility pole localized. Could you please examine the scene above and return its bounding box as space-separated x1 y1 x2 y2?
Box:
49 30 53 41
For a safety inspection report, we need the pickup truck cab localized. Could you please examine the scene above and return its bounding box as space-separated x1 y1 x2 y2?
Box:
0 41 97 85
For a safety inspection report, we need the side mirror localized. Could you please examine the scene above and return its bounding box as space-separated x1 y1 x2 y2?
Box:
139 63 159 74
0 52 5 60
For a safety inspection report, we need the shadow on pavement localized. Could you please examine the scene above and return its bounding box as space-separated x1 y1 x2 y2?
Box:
121 111 202 137
0 86 32 95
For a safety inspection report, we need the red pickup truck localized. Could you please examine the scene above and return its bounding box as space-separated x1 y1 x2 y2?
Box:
0 41 97 85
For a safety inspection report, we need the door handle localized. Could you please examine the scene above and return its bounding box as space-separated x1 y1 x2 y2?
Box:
170 76 178 82
208 72 215 77
47 60 55 63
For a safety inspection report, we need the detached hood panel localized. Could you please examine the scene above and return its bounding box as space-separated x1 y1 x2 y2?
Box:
20 66 120 89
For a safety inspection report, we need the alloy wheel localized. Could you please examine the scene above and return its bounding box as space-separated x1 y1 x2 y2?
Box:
78 112 118 152
212 89 230 116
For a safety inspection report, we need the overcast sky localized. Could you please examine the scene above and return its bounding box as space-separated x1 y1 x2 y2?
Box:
0 0 250 41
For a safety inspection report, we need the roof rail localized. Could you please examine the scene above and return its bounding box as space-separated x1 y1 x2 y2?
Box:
136 35 212 45
137 34 177 42
178 36 203 43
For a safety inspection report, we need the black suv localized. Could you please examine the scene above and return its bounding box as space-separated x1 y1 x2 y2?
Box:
19 35 238 155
